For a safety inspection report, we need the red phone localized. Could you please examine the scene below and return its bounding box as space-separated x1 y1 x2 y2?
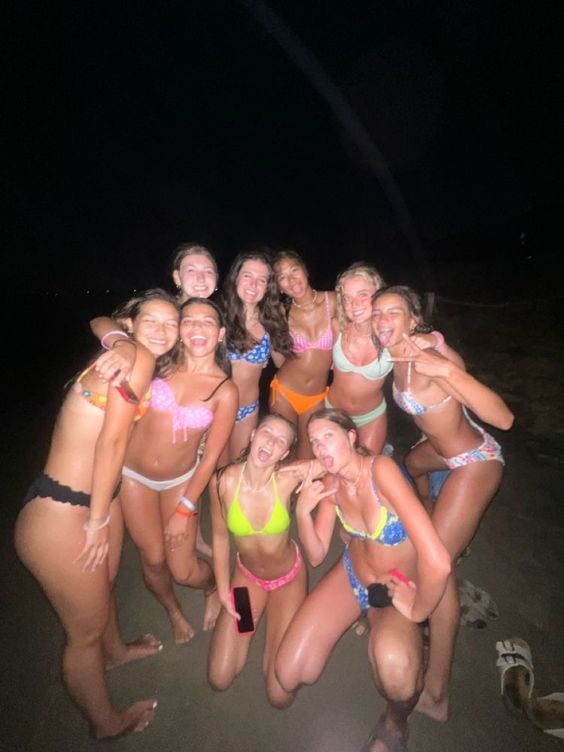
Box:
231 586 255 634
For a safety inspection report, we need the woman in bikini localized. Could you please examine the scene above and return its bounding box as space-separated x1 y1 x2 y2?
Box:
220 250 294 464
14 289 180 739
208 413 308 707
92 298 238 643
325 262 391 455
270 249 336 459
276 408 451 751
371 286 514 723
171 242 219 303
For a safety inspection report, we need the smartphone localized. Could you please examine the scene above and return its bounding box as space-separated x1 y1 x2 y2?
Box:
231 586 254 634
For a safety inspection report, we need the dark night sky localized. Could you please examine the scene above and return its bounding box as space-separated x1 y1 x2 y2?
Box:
6 0 563 294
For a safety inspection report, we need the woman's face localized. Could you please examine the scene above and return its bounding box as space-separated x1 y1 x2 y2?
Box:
174 252 218 299
179 302 225 357
235 259 270 306
250 417 294 467
308 418 356 474
274 257 308 299
129 300 179 356
341 275 377 324
371 293 416 348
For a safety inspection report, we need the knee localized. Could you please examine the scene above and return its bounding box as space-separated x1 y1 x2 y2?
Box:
142 557 169 579
169 556 200 585
275 648 321 692
266 678 295 709
370 636 421 701
207 661 235 693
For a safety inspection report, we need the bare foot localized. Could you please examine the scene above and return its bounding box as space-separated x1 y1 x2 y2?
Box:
170 610 196 644
203 587 221 631
351 618 368 636
414 688 449 722
93 699 157 739
106 634 163 670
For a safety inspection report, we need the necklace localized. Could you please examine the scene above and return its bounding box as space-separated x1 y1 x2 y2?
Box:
292 289 318 310
242 464 274 493
342 456 363 486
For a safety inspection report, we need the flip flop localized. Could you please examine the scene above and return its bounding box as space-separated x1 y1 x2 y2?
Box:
459 579 499 627
496 638 534 716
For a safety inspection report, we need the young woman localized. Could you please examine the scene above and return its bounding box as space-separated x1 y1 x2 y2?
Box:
92 298 238 643
208 413 308 707
276 408 451 751
325 262 391 455
172 242 219 302
220 250 294 463
14 289 180 739
371 286 514 723
271 249 336 459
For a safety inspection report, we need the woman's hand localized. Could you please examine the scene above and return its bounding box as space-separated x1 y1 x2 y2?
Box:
93 341 136 386
296 463 334 516
279 458 325 488
164 513 188 550
386 569 418 621
219 591 240 622
74 526 110 572
390 335 452 380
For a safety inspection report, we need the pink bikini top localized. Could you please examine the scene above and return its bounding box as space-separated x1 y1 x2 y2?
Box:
150 378 215 443
290 292 334 354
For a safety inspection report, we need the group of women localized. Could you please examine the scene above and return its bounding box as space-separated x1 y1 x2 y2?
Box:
15 242 513 750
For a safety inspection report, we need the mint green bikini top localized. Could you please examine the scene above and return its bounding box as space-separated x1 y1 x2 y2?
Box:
332 334 392 381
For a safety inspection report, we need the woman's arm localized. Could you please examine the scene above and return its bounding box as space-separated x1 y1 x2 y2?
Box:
209 474 238 619
90 316 137 385
271 350 286 369
376 457 451 622
77 346 155 571
294 466 337 566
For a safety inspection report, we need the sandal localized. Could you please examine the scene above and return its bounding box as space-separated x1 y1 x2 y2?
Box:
496 638 534 716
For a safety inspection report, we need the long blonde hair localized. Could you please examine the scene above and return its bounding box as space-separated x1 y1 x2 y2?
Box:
335 262 385 331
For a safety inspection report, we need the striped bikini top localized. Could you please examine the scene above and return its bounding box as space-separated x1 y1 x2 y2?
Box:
332 334 393 381
227 331 271 365
392 361 452 416
73 366 150 421
290 292 334 354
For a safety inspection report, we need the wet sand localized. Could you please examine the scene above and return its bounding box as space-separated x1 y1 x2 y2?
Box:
2 297 563 751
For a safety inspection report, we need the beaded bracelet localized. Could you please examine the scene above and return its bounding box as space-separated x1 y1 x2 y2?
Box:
101 330 129 350
431 330 446 354
83 514 111 532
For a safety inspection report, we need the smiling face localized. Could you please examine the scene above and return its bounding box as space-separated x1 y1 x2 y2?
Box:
308 418 356 474
179 301 225 356
371 293 416 348
173 252 218 299
341 275 377 324
128 299 179 356
274 256 309 299
235 259 270 305
249 416 295 467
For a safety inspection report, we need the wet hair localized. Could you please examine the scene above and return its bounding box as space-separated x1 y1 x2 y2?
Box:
220 249 294 357
371 285 433 334
172 243 219 277
272 248 309 315
335 262 385 331
217 412 298 480
306 407 371 457
112 288 179 378
176 296 232 376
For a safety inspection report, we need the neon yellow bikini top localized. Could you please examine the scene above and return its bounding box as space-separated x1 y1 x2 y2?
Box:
226 464 290 537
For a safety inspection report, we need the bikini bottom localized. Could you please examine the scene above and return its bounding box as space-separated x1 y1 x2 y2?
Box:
236 541 302 592
122 459 199 492
23 473 119 508
325 396 387 428
236 399 259 423
270 375 328 416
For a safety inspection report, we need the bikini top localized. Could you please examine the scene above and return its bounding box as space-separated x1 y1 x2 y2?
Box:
334 460 408 547
290 292 334 354
227 331 271 365
392 360 452 416
73 367 150 421
332 334 393 381
150 377 228 443
226 464 290 537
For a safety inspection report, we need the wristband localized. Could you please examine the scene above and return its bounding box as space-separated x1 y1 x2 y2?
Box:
83 514 110 532
175 496 198 517
101 330 129 350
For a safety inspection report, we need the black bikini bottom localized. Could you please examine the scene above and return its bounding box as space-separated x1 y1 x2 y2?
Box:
23 473 120 508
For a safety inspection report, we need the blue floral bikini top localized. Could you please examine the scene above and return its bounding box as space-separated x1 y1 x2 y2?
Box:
334 459 408 547
227 331 271 365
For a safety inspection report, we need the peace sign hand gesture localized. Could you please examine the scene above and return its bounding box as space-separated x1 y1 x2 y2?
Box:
390 334 452 380
296 462 334 517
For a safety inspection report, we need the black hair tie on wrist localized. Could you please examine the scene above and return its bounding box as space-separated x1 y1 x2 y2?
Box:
367 583 392 609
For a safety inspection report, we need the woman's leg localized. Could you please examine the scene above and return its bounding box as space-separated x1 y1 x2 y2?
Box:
364 607 423 752
358 411 387 456
102 499 163 667
160 485 221 631
404 439 448 510
227 408 259 464
14 500 156 737
276 556 361 692
262 555 308 707
120 477 195 643
414 459 504 721
207 569 268 692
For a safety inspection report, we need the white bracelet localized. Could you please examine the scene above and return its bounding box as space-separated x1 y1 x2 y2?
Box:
83 514 111 532
179 496 197 513
101 330 129 351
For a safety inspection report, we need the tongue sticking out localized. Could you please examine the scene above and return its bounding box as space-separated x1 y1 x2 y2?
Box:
257 449 271 462
323 456 334 471
378 330 393 347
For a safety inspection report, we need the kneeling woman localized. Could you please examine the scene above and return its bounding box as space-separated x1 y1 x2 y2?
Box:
208 413 307 708
276 408 451 750
14 289 180 738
